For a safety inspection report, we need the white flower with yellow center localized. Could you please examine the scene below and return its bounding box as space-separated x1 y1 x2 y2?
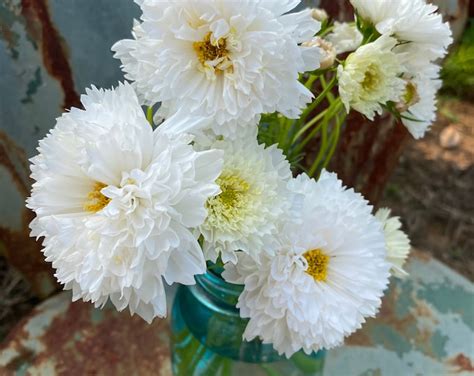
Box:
326 22 363 54
198 136 292 264
27 83 223 322
375 208 411 278
112 0 321 138
350 0 452 64
397 63 442 139
337 35 405 120
224 171 390 357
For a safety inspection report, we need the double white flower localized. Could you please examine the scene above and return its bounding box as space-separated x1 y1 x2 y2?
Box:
224 171 391 356
27 83 223 322
112 0 322 138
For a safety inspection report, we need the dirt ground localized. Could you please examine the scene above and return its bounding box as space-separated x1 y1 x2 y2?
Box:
380 97 474 281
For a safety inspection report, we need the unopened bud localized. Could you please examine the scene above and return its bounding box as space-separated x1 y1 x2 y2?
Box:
302 37 336 70
311 8 328 22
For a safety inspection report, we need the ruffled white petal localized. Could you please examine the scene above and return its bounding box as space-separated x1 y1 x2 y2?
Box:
224 171 390 357
112 0 321 138
198 136 292 264
27 82 223 322
375 208 411 278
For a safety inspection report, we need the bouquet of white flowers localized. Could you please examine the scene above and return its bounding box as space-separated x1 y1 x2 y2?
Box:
27 0 451 368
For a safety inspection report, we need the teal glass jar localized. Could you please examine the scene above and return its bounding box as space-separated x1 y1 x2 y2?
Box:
171 270 326 375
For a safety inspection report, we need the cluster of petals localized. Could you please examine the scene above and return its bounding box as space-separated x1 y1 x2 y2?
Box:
112 0 322 138
198 135 292 264
27 83 223 322
224 171 390 356
348 0 452 139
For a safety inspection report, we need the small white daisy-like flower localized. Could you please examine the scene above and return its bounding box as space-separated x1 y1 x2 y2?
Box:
224 171 390 357
198 136 292 264
326 22 363 54
112 0 321 138
350 0 452 63
375 208 411 278
397 63 442 139
337 35 405 120
27 82 223 322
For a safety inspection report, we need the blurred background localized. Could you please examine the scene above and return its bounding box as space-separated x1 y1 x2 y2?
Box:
0 0 472 364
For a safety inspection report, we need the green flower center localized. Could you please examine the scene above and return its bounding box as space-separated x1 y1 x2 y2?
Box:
361 63 382 92
206 173 250 224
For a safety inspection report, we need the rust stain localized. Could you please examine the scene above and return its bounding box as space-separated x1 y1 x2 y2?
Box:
449 353 474 372
345 328 373 346
0 131 56 298
362 122 410 204
0 209 57 298
0 131 29 196
20 0 80 110
9 299 171 375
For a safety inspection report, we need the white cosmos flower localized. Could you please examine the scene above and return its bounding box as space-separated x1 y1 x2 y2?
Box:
27 82 223 323
375 208 411 278
112 0 321 138
326 22 362 54
337 35 405 120
398 64 442 139
223 171 390 357
350 0 452 64
198 136 292 264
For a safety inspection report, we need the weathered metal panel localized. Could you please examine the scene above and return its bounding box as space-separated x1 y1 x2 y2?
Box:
0 253 472 375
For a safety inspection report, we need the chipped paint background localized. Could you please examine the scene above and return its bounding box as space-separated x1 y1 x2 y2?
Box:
0 0 472 374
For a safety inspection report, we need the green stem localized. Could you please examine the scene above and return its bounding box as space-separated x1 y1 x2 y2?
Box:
299 75 337 126
307 98 343 177
304 74 318 90
321 111 345 171
146 106 154 126
292 108 329 145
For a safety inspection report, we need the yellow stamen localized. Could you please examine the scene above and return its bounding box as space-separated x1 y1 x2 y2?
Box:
303 248 330 282
193 32 230 71
84 182 110 213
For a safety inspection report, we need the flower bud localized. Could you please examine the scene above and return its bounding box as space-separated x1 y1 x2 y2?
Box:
310 8 328 22
302 37 336 69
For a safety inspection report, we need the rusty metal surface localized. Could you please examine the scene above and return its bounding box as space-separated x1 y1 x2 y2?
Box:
1 253 472 375
0 292 172 376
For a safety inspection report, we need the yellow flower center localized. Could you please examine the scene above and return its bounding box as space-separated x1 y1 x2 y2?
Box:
403 81 420 107
303 248 330 282
361 63 381 92
84 182 110 213
206 173 250 224
193 32 231 72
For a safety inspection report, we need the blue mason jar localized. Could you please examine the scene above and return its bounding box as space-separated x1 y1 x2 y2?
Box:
171 270 326 375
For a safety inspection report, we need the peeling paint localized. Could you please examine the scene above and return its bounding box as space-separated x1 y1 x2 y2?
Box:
20 0 80 110
0 254 472 375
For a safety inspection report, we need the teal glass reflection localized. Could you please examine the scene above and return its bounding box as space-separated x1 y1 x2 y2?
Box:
171 270 326 375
